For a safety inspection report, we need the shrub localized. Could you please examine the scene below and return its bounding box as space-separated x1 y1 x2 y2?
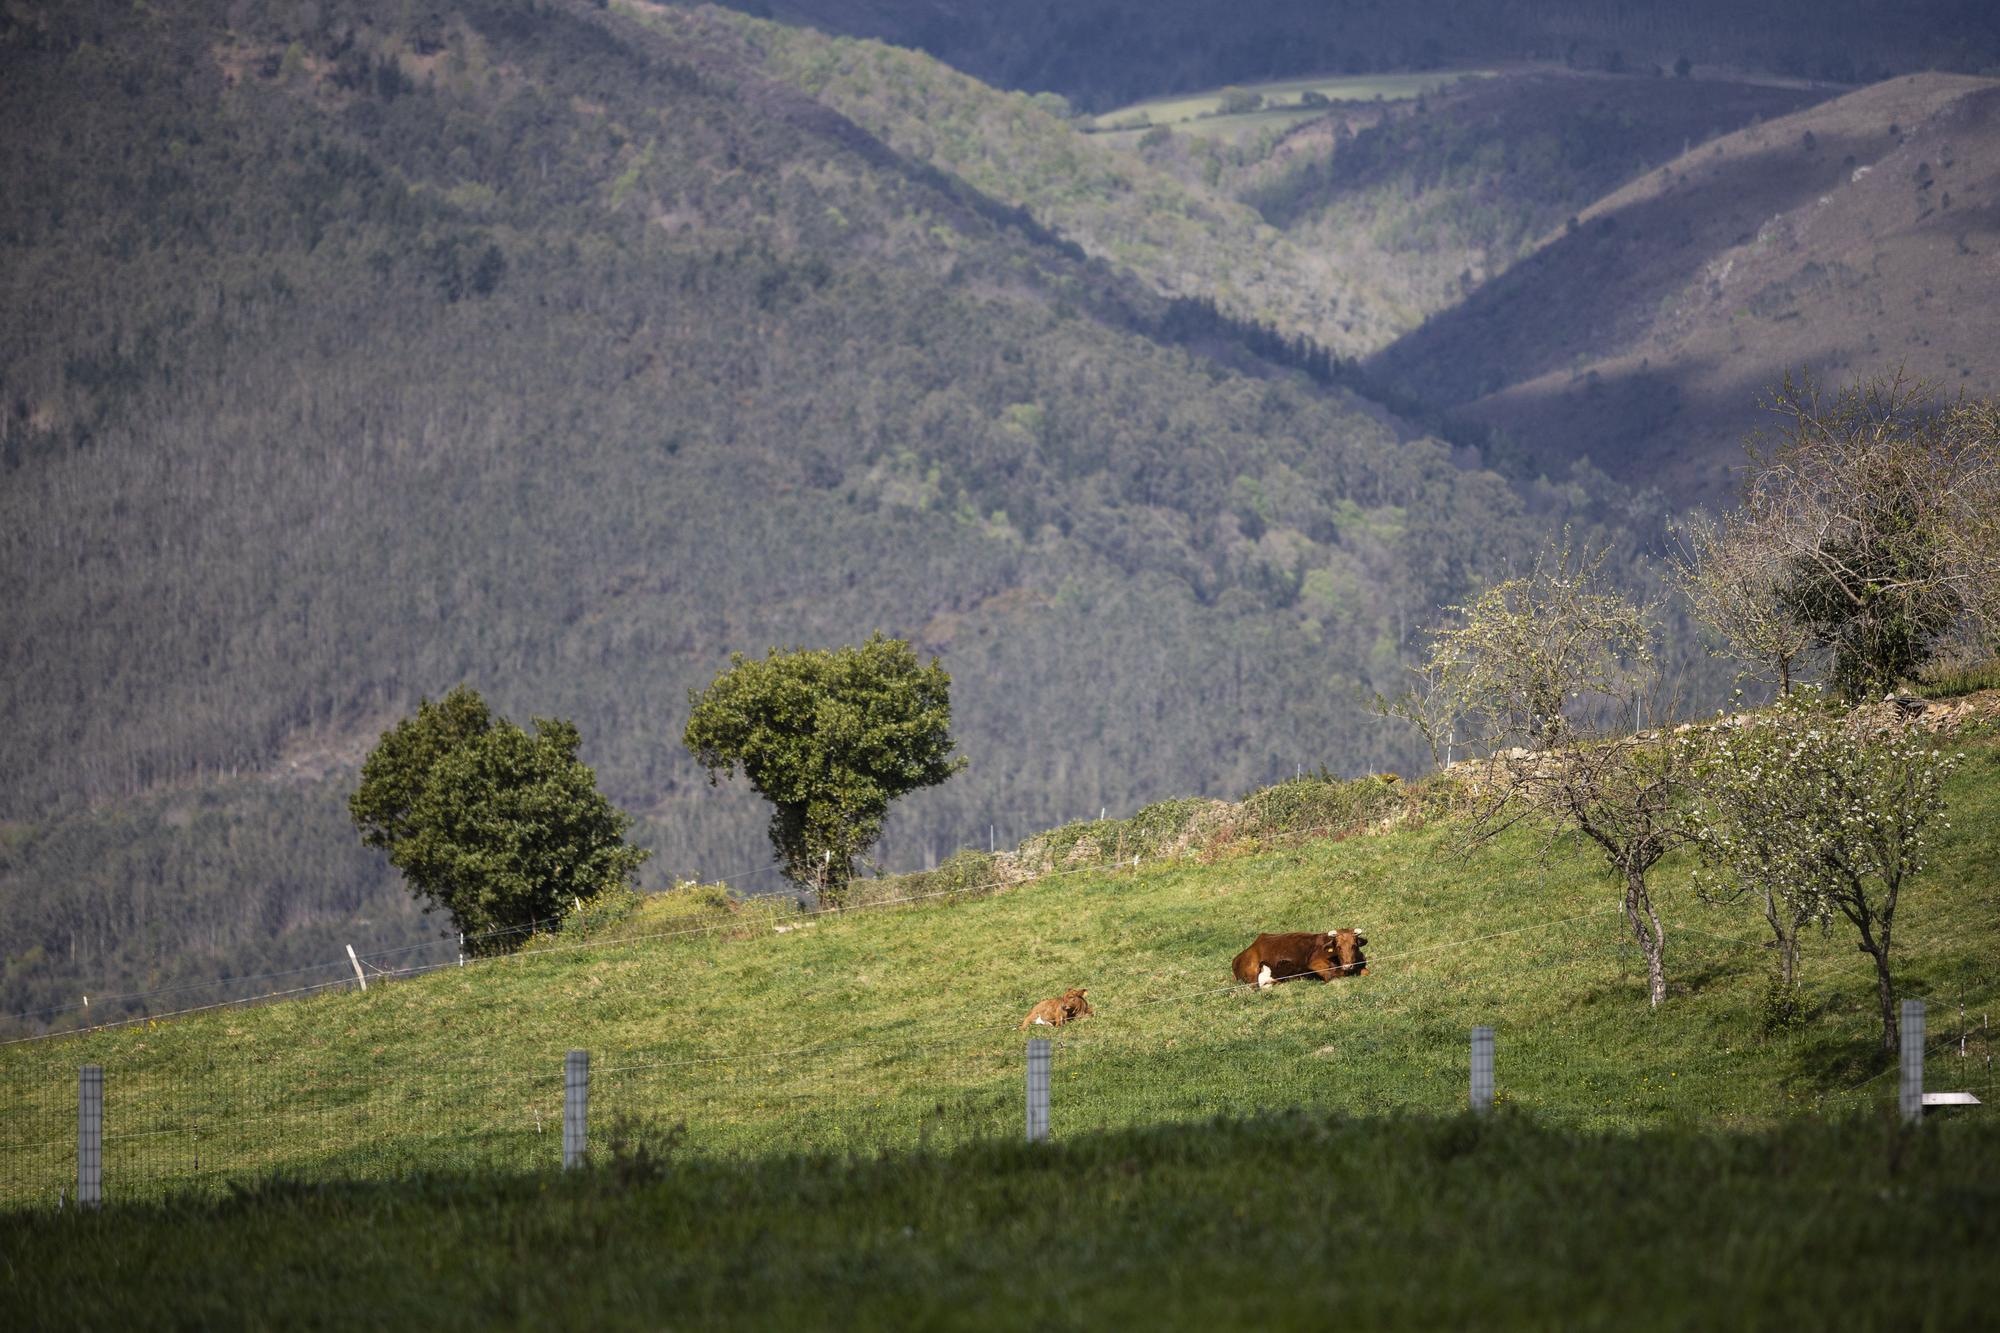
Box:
1760 971 1808 1037
349 686 650 952
1909 655 2000 700
559 882 646 938
1240 774 1402 841
1120 798 1210 855
651 878 738 917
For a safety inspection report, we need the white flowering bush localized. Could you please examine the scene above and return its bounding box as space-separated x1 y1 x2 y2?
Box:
1688 687 1958 1051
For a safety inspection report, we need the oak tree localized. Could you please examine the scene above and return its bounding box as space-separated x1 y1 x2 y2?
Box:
684 635 965 902
350 686 650 950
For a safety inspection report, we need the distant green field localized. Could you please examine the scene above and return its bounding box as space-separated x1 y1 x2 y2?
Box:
1089 70 1492 140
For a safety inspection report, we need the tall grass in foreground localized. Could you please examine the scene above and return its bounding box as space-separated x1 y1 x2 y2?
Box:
1 1113 1992 1330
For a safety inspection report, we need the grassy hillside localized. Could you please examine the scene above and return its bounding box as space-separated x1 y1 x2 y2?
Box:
4 737 1994 1208
4 0 1661 1029
1088 69 1485 139
1371 73 2000 501
1 737 1995 1325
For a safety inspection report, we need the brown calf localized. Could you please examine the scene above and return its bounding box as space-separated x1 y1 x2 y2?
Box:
1019 987 1094 1029
1231 930 1368 989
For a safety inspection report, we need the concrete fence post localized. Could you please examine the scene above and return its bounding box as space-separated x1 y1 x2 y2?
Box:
1025 1038 1050 1143
1900 999 1925 1125
77 1065 103 1207
1470 1026 1495 1115
563 1050 589 1169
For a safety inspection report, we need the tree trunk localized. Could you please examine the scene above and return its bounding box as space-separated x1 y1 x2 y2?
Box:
1865 942 1898 1053
1760 887 1799 986
1625 870 1668 1007
1850 899 1897 1053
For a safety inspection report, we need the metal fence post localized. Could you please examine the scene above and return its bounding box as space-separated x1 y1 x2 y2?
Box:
78 1065 103 1207
563 1050 589 1169
1025 1038 1050 1142
1470 1026 1494 1115
1900 999 1925 1125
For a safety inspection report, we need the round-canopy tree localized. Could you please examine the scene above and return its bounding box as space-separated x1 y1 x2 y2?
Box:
349 686 650 951
683 634 965 902
1736 375 2000 699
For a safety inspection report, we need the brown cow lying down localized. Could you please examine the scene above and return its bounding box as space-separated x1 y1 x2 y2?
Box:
1019 987 1093 1029
1232 930 1368 989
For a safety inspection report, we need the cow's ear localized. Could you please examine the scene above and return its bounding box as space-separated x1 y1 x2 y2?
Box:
1355 935 1368 949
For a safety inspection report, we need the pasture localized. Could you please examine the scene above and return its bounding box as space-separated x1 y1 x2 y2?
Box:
1087 70 1491 140
1 743 1996 1326
3 743 1995 1209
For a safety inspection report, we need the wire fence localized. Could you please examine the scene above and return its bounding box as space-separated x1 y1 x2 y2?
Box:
3 905 1990 1211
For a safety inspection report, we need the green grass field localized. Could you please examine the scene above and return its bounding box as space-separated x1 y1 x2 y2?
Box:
3 743 1995 1207
1088 70 1491 141
2 1113 1994 1330
0 742 1994 1325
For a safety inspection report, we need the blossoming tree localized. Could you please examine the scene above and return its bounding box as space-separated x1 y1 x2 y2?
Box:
1688 689 1958 1053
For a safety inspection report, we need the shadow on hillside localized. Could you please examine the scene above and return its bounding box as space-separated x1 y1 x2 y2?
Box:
17 1100 1941 1220
1784 1027 1895 1098
1367 131 1883 407
1258 73 1824 229
1465 351 1752 503
1570 951 1751 1009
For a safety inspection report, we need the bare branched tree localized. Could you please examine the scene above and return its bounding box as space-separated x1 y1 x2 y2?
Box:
1388 541 1693 1007
1669 508 1817 695
1741 373 2000 698
1411 541 1651 750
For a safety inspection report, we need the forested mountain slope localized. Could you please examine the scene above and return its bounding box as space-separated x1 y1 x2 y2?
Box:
0 0 1645 1028
697 0 2000 109
1231 70 1829 333
1369 73 2000 501
683 6 1404 353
